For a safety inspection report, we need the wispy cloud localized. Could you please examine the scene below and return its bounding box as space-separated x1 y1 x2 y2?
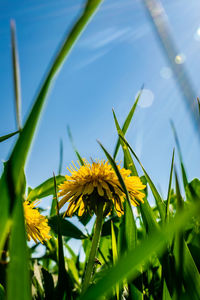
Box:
75 49 109 70
80 25 149 50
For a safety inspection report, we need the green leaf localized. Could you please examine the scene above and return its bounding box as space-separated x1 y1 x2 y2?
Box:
27 175 65 202
174 170 184 297
53 174 73 300
10 20 22 130
118 135 166 223
98 141 137 250
165 149 175 222
49 216 87 239
41 267 55 300
129 284 143 300
0 130 20 142
170 121 188 189
113 109 138 176
139 176 159 234
111 221 119 300
79 198 200 300
0 0 104 251
67 125 84 166
113 89 142 160
162 280 172 300
0 284 5 300
7 199 31 300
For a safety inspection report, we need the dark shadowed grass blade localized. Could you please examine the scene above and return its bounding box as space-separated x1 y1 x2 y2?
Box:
41 267 55 300
119 135 166 223
49 216 87 239
7 199 31 300
98 141 137 251
170 121 188 189
53 174 72 300
58 139 63 175
0 0 104 250
79 199 200 300
113 89 143 160
113 109 138 176
165 149 175 222
0 130 20 142
67 126 84 166
27 175 65 202
10 20 22 131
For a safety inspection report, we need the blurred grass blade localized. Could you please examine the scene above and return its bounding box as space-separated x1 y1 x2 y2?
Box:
10 20 22 131
98 141 137 250
111 221 119 300
0 0 104 251
80 198 200 300
171 121 188 188
143 0 200 138
7 199 31 300
53 174 72 300
113 109 138 176
113 89 143 160
0 130 19 142
174 171 200 298
165 149 175 222
0 284 5 300
67 125 84 166
58 139 63 175
119 134 166 222
162 280 172 300
27 175 65 202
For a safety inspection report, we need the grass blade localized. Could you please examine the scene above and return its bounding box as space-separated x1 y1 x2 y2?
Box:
27 175 65 202
80 198 200 300
10 20 22 131
113 109 138 176
0 0 104 251
58 139 63 175
119 135 166 222
0 130 20 143
67 125 84 166
7 199 31 300
171 121 188 188
165 149 175 222
98 141 137 251
111 221 119 300
113 89 142 160
53 174 72 300
49 216 87 239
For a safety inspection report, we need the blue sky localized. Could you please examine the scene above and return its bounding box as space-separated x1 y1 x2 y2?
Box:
1 0 200 205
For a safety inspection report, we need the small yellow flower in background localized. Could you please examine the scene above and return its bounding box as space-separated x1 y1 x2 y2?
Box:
58 160 146 217
23 200 51 244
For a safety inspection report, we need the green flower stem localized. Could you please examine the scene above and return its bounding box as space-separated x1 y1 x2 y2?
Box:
82 201 104 293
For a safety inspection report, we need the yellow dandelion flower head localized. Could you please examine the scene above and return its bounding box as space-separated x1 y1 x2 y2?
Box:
58 159 146 217
23 200 51 244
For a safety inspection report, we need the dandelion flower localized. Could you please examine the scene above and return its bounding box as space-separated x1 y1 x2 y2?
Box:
23 200 51 244
58 160 146 217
